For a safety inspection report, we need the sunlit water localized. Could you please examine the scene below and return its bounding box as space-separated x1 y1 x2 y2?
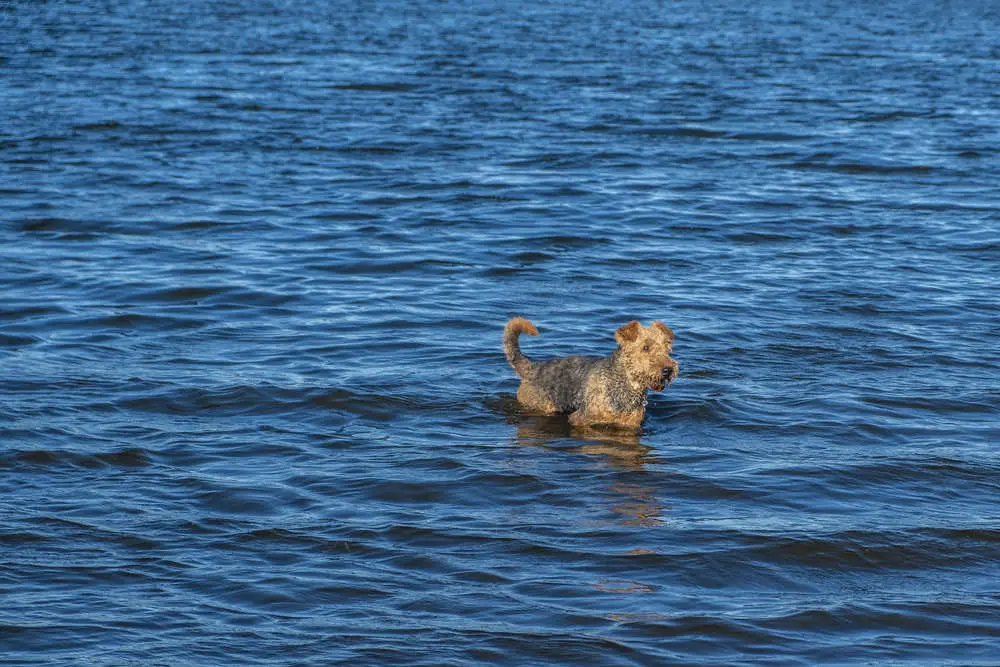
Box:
3 0 1000 664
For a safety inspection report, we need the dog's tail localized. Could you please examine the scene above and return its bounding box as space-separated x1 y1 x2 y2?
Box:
503 317 538 377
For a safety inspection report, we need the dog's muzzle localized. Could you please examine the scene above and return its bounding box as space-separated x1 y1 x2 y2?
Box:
652 361 678 391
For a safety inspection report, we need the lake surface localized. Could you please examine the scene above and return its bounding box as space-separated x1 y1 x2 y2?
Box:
3 0 1000 664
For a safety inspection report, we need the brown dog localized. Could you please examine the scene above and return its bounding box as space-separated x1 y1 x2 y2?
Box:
503 317 678 430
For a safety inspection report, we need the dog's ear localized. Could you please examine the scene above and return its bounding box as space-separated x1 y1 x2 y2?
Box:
652 321 674 342
615 320 641 345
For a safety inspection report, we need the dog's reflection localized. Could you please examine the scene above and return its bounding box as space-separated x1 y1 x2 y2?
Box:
510 414 667 527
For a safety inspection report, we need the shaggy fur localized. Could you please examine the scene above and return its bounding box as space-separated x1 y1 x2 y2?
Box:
503 317 678 430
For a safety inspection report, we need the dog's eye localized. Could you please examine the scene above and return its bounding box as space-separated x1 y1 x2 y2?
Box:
642 345 650 352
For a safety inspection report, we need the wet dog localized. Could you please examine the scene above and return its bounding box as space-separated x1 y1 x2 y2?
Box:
503 317 678 430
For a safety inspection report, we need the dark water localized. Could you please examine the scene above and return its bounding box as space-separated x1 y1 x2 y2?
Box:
3 0 1000 664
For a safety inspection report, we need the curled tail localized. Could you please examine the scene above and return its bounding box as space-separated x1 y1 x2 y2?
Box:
503 317 539 377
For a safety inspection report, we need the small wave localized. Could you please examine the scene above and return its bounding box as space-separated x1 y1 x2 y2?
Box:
0 333 39 347
19 217 104 234
331 82 420 92
67 312 208 332
169 219 241 230
132 286 228 303
121 383 308 417
822 458 1000 493
336 144 409 155
72 120 124 131
846 109 941 123
765 598 1000 640
634 126 727 139
726 131 816 142
306 258 470 275
312 388 452 421
782 160 934 175
0 447 153 471
725 232 796 243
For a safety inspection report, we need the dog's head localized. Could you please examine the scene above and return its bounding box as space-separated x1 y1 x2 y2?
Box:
615 320 679 392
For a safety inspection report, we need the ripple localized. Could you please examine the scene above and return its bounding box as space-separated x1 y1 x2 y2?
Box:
0 447 154 471
782 159 935 174
0 333 40 347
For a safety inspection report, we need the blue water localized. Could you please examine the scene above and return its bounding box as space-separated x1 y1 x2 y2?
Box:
3 0 1000 664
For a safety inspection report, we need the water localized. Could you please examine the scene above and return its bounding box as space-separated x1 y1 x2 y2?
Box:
3 0 1000 663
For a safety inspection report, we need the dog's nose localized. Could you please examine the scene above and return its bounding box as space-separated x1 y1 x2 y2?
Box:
662 362 678 383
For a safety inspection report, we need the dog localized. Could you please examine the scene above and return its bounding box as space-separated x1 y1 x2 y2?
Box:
503 317 678 430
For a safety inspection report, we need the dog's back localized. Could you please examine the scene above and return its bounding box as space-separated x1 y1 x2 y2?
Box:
526 355 601 413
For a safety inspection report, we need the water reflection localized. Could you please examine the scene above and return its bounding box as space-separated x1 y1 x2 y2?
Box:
506 408 667 527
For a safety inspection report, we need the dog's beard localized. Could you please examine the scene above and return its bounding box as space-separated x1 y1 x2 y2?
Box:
652 364 677 391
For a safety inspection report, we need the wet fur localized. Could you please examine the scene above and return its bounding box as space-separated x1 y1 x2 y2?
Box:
503 317 678 431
